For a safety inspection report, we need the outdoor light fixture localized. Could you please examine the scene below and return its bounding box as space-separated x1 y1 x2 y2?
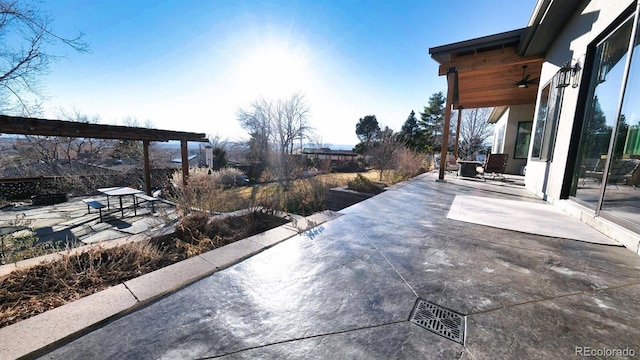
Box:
557 60 581 88
516 65 532 88
571 61 581 88
557 62 572 88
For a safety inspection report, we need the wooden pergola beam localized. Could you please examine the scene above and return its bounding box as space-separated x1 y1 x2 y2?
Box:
0 114 208 194
0 115 207 142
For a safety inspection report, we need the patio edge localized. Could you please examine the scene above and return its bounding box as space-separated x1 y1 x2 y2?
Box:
0 210 342 360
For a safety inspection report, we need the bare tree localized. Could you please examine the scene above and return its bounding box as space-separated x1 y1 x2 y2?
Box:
0 0 88 114
459 108 494 160
237 98 273 163
282 92 311 154
237 93 312 177
16 135 60 163
57 108 104 162
369 126 403 181
111 117 159 162
272 92 311 176
13 109 110 168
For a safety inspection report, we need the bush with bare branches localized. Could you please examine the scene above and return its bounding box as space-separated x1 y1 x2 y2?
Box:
171 167 249 215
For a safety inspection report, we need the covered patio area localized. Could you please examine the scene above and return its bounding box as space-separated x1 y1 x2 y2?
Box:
429 28 544 181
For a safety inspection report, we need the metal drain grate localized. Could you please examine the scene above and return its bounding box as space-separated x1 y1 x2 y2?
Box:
410 299 465 344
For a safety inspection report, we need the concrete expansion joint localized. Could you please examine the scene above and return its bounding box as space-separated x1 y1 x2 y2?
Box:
197 320 410 359
464 282 640 317
122 283 140 303
350 217 420 299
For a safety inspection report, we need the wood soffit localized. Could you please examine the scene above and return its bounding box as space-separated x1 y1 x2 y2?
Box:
437 46 544 109
0 115 208 142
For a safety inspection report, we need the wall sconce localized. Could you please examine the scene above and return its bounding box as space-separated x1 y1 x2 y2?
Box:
557 62 572 88
558 61 582 88
571 61 581 88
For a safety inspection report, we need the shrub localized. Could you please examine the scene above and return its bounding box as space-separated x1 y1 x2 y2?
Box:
170 167 249 215
0 240 168 328
248 177 339 216
347 174 384 194
393 147 427 181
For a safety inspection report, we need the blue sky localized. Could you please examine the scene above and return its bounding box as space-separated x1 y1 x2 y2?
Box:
39 0 537 146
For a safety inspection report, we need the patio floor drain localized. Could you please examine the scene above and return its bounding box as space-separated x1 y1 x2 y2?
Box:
410 299 466 344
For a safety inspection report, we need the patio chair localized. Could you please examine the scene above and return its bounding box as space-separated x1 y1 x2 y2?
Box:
585 158 640 189
444 154 460 174
476 153 509 181
582 156 606 185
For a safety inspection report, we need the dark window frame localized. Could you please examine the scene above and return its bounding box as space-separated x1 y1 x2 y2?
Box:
531 73 565 161
514 121 533 159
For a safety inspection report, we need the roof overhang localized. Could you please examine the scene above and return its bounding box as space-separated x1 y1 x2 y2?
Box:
487 106 508 124
0 115 208 142
429 30 544 109
428 0 582 109
518 0 584 56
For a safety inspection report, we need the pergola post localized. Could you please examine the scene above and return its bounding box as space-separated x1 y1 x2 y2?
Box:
454 107 462 159
181 139 189 187
143 140 151 195
438 67 457 180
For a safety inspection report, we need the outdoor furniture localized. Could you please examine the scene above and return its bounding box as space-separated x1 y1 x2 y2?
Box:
82 199 106 222
457 160 482 178
97 186 143 217
585 158 640 188
476 153 509 181
135 190 162 214
444 154 460 174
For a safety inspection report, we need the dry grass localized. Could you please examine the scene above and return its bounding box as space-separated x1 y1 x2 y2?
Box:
225 170 381 207
0 211 287 328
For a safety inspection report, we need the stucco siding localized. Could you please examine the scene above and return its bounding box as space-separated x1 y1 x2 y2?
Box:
527 0 635 201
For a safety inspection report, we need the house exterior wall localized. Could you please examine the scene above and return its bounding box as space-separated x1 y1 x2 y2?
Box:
492 104 535 175
525 0 635 202
506 104 535 175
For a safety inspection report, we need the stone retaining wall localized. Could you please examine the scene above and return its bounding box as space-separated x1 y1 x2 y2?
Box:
1 169 177 201
0 178 55 200
325 186 375 211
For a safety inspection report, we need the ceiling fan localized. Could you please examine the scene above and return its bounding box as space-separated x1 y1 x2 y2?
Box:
516 65 538 88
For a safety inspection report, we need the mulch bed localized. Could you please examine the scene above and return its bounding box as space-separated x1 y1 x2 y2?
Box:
0 211 288 328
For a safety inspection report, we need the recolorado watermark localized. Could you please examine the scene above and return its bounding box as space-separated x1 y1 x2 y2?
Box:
575 346 636 357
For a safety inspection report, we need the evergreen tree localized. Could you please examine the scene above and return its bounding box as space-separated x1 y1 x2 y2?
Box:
354 115 380 154
419 92 446 151
399 110 429 152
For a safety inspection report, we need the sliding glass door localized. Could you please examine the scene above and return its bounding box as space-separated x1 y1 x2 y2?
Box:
571 9 640 231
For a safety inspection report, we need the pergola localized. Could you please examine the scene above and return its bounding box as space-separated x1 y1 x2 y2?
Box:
0 114 209 195
428 0 582 180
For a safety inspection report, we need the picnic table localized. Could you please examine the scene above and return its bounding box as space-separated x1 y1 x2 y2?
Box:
97 187 142 217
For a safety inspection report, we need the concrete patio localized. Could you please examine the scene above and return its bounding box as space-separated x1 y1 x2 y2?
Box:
5 171 640 359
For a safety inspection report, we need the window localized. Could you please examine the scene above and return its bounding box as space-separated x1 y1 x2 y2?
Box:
494 124 505 153
514 121 533 159
531 74 564 160
571 11 636 221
